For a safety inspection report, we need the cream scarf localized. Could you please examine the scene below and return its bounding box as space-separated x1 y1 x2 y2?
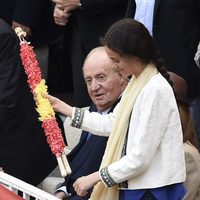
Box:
90 64 158 200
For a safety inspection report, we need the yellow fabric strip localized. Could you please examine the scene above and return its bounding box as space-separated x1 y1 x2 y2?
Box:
91 64 158 200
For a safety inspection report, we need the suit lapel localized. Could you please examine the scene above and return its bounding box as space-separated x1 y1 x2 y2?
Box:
153 0 161 21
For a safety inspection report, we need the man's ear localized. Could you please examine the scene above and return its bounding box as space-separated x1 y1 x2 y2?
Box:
119 72 126 85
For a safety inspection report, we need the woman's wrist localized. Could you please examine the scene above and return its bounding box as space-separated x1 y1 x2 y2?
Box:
71 107 84 128
92 171 101 185
61 102 73 117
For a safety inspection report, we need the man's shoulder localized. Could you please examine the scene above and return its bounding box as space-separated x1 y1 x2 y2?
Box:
0 19 17 43
0 19 12 34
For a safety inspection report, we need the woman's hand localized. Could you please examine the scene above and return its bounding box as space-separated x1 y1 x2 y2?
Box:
47 94 73 117
73 172 100 197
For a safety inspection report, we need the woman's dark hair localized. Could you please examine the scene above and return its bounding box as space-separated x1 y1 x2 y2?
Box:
179 102 199 150
101 18 172 86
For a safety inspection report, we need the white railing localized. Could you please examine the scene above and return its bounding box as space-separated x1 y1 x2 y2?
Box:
0 171 60 200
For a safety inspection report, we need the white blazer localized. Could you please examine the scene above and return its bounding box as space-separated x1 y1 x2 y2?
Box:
78 73 186 189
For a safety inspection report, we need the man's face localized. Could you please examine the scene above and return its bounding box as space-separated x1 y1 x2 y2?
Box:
83 50 124 111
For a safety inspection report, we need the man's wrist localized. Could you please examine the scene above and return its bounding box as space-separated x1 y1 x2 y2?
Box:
54 190 68 199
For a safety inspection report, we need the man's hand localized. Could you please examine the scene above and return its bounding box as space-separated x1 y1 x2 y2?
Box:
12 21 32 37
54 191 67 199
54 4 71 26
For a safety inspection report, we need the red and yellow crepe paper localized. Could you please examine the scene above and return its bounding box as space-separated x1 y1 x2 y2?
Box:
15 27 71 177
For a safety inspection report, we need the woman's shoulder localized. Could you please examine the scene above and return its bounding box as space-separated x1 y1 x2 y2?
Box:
184 143 200 157
140 73 174 100
184 142 200 168
143 73 172 90
183 142 200 200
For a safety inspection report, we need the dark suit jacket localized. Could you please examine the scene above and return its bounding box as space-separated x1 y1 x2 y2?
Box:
0 0 15 25
14 0 63 46
61 101 119 199
0 19 65 185
65 0 128 106
126 0 200 99
74 0 128 53
0 0 62 47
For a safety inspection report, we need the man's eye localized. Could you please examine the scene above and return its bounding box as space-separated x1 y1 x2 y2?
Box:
112 58 120 63
86 79 92 85
98 76 105 81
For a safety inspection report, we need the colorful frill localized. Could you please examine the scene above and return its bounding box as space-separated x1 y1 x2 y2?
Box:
20 42 65 157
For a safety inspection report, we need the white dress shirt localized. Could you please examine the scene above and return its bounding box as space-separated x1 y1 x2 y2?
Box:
134 0 155 35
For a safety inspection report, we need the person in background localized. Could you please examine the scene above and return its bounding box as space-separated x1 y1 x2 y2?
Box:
48 19 186 200
0 19 65 186
194 42 200 68
125 0 200 142
169 72 200 200
12 0 63 79
51 0 128 107
54 46 127 200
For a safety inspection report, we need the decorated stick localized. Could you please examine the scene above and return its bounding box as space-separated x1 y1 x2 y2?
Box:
15 27 71 177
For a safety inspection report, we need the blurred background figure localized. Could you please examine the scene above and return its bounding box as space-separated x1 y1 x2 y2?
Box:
195 42 200 68
0 0 63 80
51 0 128 107
169 72 200 200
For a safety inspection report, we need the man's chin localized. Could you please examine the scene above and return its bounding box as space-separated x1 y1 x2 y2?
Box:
95 100 106 108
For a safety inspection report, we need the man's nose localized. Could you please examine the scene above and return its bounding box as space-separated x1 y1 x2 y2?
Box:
91 80 100 91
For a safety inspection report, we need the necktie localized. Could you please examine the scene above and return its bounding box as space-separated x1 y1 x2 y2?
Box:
86 132 92 141
86 111 102 141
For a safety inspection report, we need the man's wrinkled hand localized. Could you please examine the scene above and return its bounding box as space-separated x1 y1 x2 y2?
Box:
54 4 71 26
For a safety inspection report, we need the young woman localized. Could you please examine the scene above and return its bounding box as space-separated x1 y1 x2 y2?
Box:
48 19 186 200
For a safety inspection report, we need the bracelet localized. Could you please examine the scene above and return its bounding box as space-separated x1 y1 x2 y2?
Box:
100 167 116 187
71 107 84 129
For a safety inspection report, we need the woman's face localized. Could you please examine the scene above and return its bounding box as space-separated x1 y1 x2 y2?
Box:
105 46 134 78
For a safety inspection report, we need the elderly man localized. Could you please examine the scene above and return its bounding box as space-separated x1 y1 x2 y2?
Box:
54 46 127 200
